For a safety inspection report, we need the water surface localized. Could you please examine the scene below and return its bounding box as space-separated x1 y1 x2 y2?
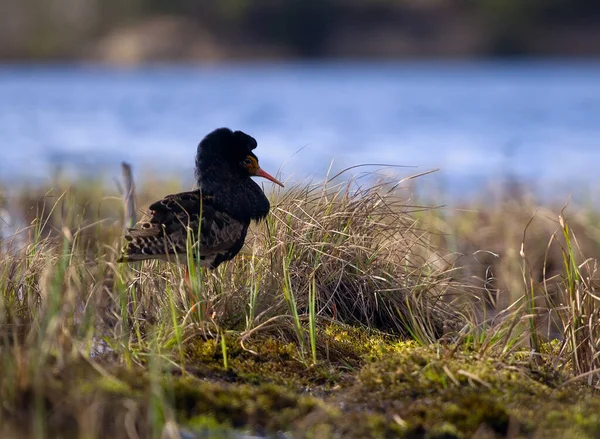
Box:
1 61 599 198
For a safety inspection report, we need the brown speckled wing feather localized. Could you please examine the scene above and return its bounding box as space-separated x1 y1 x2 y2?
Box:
117 190 248 269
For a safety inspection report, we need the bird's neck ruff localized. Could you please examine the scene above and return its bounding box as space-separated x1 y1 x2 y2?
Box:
196 168 270 223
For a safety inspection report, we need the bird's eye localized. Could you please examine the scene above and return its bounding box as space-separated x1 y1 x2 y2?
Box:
243 157 253 166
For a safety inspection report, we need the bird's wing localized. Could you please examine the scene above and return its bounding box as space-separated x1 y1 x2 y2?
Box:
117 190 248 268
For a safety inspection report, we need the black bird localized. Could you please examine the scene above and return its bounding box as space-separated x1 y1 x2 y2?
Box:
117 128 284 268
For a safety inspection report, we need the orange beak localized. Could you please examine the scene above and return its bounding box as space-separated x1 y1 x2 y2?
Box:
255 168 284 187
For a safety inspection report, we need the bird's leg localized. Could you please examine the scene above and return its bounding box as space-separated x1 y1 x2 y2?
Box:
184 265 190 288
184 265 196 312
184 265 212 321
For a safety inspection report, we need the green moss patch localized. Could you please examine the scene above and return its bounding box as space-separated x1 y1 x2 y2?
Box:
346 344 600 438
3 331 600 438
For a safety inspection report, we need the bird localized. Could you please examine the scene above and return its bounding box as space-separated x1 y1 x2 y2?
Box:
117 127 284 269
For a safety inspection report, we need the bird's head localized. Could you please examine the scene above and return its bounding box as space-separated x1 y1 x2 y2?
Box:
195 128 284 188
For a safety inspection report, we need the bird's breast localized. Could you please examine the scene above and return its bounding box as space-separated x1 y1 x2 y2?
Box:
214 181 270 223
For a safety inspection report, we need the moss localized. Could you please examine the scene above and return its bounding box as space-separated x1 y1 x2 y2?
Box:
426 422 462 439
171 378 318 432
166 373 414 438
151 329 600 438
345 344 600 438
182 329 361 388
94 374 135 395
4 334 600 439
323 323 423 365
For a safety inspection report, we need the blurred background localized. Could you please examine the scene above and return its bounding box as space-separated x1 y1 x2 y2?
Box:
1 0 599 198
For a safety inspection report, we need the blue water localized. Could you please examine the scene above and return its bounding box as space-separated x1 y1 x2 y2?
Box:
1 61 599 198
